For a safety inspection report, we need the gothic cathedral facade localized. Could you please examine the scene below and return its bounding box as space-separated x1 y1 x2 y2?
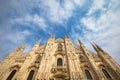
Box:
0 36 120 80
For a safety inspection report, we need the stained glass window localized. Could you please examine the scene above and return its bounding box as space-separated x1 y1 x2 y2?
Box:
57 58 62 66
85 69 92 80
7 70 17 80
27 70 35 80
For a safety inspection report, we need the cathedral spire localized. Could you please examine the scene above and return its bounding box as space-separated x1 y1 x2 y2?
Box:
78 39 86 47
65 35 70 39
9 44 26 57
93 42 104 52
35 39 41 46
1 37 120 80
94 42 110 56
15 44 26 52
78 39 82 45
78 39 87 52
32 39 41 50
50 34 55 38
91 42 108 55
91 42 99 52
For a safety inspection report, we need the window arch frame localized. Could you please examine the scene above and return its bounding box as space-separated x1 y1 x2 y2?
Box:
27 65 39 80
102 68 111 79
84 69 93 80
7 65 20 80
57 58 63 66
98 64 112 79
6 69 17 80
27 70 35 80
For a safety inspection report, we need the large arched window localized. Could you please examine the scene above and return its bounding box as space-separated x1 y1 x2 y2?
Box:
7 70 17 80
85 69 92 80
102 69 111 79
27 70 35 80
57 58 62 66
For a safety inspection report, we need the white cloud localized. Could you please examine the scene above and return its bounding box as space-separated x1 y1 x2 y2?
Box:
10 14 47 31
41 0 86 23
73 0 86 6
6 30 30 44
33 15 47 31
87 0 107 15
0 29 31 61
71 0 120 64
0 0 119 65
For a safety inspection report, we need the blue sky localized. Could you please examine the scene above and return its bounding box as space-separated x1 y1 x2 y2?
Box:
0 0 120 64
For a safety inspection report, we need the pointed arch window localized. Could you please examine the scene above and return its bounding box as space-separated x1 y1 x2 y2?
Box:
57 58 62 66
102 69 111 79
7 70 17 80
27 70 35 80
85 69 92 80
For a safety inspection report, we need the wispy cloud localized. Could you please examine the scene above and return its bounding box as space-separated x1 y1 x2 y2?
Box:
0 0 120 64
71 0 120 63
10 14 47 31
40 0 86 24
87 0 108 15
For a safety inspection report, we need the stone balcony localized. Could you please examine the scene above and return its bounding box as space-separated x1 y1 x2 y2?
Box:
15 57 26 63
50 66 69 79
51 66 67 73
54 51 65 56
